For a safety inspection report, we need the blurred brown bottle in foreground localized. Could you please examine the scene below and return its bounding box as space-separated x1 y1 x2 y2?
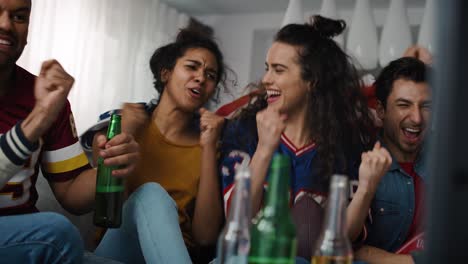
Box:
312 174 353 264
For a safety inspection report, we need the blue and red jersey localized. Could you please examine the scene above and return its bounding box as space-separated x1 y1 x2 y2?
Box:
219 118 361 215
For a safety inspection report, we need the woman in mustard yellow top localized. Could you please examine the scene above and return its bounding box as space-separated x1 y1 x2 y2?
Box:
94 29 228 264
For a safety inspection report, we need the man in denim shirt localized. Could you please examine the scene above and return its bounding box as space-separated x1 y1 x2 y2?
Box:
355 57 431 264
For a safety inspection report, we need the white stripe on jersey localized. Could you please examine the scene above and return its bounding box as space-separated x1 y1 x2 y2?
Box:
5 130 28 160
223 184 235 217
10 126 30 157
42 141 84 163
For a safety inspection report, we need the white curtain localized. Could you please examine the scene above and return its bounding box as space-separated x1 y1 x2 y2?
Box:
18 0 189 135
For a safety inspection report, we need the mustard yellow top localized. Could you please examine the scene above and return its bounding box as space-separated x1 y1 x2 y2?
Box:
127 120 201 249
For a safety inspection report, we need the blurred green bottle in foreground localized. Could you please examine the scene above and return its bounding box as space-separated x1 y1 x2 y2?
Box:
248 153 296 264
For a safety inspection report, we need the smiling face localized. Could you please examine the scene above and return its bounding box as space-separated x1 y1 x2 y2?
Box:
161 47 218 113
262 42 310 115
377 79 432 162
0 0 30 69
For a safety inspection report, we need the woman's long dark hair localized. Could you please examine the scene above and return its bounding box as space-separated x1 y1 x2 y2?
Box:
237 15 375 180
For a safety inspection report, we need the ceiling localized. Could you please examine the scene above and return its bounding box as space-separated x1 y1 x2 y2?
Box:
161 0 427 16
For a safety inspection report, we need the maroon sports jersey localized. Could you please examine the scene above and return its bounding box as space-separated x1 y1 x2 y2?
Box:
0 65 91 215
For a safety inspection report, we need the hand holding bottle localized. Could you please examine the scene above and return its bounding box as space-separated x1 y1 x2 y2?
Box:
95 131 139 178
94 114 135 228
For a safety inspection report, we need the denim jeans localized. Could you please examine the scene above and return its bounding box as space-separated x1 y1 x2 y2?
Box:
0 212 84 264
83 251 123 264
94 182 192 264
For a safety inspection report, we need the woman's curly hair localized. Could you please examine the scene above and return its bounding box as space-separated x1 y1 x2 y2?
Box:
236 15 375 182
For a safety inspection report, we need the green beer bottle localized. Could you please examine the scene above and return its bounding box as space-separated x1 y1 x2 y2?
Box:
248 153 297 264
93 114 125 228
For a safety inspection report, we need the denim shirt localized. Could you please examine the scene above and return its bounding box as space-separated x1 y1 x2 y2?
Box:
364 146 428 253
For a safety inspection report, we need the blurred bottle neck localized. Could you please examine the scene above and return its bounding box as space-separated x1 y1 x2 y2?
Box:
227 168 251 229
322 175 348 238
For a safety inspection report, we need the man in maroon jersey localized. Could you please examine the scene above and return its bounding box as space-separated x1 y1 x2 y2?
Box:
0 0 139 263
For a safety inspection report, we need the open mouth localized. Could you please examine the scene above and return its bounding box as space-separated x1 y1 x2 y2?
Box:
0 35 14 47
266 89 281 103
0 39 12 46
402 127 422 143
189 88 201 98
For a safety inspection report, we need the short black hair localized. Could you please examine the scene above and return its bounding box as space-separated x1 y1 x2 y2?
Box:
375 57 428 107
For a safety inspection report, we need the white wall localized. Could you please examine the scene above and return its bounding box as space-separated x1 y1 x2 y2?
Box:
198 7 425 108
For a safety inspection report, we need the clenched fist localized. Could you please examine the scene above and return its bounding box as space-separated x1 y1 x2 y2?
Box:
21 60 76 143
256 105 287 154
199 107 225 148
34 59 75 125
358 141 392 194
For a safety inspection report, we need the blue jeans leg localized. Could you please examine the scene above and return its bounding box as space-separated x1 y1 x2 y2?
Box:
83 251 123 264
0 212 84 264
95 182 192 264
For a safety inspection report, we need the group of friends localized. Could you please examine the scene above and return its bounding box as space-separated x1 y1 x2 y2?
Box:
0 0 432 264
